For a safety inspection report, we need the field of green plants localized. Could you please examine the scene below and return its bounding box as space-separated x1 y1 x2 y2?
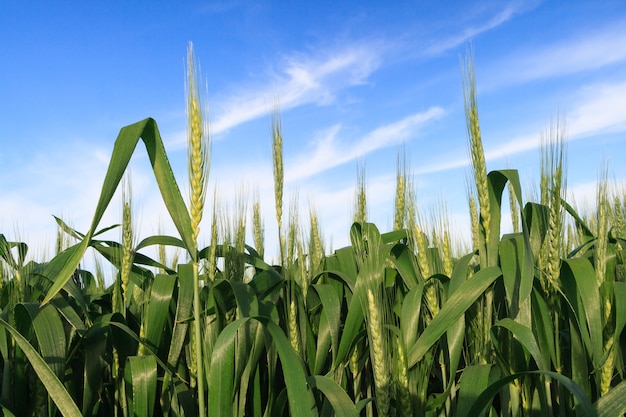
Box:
1 46 626 417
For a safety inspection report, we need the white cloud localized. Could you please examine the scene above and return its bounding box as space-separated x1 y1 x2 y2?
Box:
568 81 626 137
488 20 626 87
416 77 626 176
426 1 535 55
211 43 383 135
287 107 445 181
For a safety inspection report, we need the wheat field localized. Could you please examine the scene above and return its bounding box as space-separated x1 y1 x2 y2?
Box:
0 45 625 417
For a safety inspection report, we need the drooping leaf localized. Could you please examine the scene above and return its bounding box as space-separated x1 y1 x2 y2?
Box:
125 355 158 417
0 318 82 417
42 118 193 305
408 266 501 367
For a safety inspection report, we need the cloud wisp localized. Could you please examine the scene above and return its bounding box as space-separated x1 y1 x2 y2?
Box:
426 1 537 55
286 107 445 182
210 43 384 135
416 79 626 175
487 20 626 88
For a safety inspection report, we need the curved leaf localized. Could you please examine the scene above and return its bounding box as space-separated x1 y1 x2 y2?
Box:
42 118 193 305
465 370 596 417
307 375 359 417
125 355 158 417
408 266 501 367
0 318 82 417
595 379 626 417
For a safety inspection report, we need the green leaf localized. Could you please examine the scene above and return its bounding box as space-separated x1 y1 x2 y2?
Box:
125 355 158 417
499 233 534 320
456 364 493 417
143 274 177 353
0 318 82 417
561 258 603 368
15 303 66 379
166 264 193 374
408 266 501 367
494 318 546 370
311 284 341 366
594 379 626 417
335 279 365 368
262 319 316 417
400 283 424 348
42 118 193 305
209 317 316 417
307 375 359 417
465 370 596 417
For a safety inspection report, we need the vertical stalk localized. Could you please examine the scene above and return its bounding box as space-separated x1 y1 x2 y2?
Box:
462 51 490 264
354 162 368 224
186 42 210 417
271 109 284 266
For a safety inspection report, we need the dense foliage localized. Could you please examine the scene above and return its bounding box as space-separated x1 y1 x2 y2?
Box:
1 49 625 416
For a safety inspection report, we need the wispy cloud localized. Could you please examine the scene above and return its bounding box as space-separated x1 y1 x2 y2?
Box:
416 79 626 175
426 1 536 55
568 81 626 136
487 20 626 87
286 107 445 181
210 43 384 135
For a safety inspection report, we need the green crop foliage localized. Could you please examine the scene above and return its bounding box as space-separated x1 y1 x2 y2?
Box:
1 48 625 417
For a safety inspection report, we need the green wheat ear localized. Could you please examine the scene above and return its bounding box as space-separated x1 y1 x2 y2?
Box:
462 49 490 247
186 41 210 417
271 107 285 264
187 42 210 250
353 162 368 224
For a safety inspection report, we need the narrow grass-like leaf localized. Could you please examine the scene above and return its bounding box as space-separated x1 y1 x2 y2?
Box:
262 319 316 417
465 370 596 417
125 355 158 417
42 118 193 305
143 274 176 353
401 283 424 348
311 284 341 366
335 280 365 368
165 264 193 377
307 375 359 417
594 379 626 417
614 282 626 342
561 258 603 368
0 318 82 417
408 266 501 367
456 364 493 417
530 288 557 372
208 317 316 417
500 234 533 320
15 303 66 379
494 318 546 370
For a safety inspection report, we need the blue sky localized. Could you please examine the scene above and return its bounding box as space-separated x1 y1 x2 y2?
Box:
2 1 626 265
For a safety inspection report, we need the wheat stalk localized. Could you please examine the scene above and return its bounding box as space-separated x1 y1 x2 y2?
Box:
395 335 412 416
366 288 390 416
394 154 408 232
271 108 285 265
186 42 210 416
539 125 566 293
468 191 480 252
120 175 134 301
252 191 264 258
308 207 323 278
354 163 368 224
462 51 490 247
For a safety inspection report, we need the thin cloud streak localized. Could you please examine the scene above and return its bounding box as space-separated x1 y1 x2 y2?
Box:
287 107 445 182
487 21 626 88
211 43 384 135
426 1 535 55
416 80 626 175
